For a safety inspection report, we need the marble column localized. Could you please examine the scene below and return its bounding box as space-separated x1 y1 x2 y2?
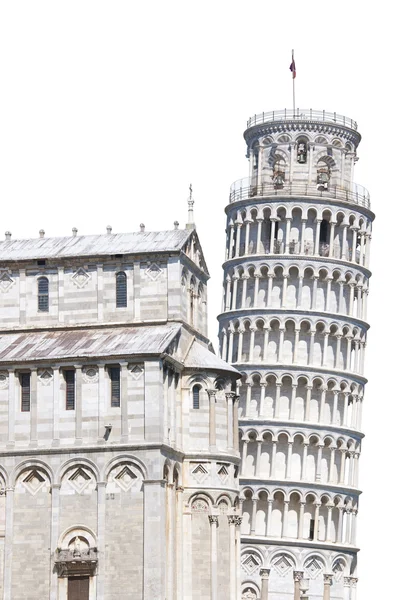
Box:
293 571 304 600
260 568 271 600
228 516 236 600
209 515 218 600
323 574 333 600
208 390 217 451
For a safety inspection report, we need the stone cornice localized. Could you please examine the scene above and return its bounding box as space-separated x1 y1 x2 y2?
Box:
240 535 359 553
239 419 364 440
239 477 361 497
244 120 361 148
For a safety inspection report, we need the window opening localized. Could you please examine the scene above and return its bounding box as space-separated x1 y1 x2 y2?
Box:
309 518 315 540
20 373 31 412
320 219 329 244
116 272 127 308
65 370 75 410
110 366 121 407
38 276 49 312
193 385 201 409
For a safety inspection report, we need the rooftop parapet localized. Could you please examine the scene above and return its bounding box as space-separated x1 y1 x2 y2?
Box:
246 109 358 131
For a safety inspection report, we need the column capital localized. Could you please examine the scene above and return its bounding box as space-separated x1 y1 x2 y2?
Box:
260 568 270 579
293 570 304 582
208 515 219 526
324 574 333 585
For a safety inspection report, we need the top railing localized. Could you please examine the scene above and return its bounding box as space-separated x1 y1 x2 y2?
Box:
246 109 358 131
229 177 371 209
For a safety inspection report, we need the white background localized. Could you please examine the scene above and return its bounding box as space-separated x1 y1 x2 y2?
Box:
0 2 395 597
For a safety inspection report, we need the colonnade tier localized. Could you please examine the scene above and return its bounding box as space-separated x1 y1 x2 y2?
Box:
239 487 358 546
238 432 360 489
219 315 367 378
224 202 373 267
220 261 369 321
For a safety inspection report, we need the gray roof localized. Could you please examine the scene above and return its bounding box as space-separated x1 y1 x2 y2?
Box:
0 323 181 363
0 230 192 262
184 340 240 376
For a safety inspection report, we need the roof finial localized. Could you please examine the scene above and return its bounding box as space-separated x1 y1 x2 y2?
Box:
186 183 195 230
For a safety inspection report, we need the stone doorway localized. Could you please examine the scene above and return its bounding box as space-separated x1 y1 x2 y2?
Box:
67 576 89 600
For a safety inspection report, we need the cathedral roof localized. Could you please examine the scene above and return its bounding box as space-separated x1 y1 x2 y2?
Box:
0 323 181 363
0 229 192 261
184 339 240 376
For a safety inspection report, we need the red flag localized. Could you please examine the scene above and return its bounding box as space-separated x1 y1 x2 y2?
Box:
290 54 296 79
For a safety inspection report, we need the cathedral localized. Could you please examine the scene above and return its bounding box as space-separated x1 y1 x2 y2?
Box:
0 108 372 600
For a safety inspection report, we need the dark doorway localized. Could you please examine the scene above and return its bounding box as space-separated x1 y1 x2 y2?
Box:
68 576 89 600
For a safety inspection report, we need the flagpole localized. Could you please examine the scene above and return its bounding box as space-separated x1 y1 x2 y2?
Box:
292 49 296 114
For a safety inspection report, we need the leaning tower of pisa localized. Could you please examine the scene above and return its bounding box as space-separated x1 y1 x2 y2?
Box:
219 109 374 600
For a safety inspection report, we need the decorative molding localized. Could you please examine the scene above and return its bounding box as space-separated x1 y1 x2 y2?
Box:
21 469 47 496
38 368 53 386
0 269 15 293
113 465 138 492
191 463 209 484
128 364 144 380
67 467 92 494
82 366 98 383
71 267 91 289
0 371 9 390
145 262 162 281
272 554 294 577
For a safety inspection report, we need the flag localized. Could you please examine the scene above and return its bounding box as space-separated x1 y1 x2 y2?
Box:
290 54 296 79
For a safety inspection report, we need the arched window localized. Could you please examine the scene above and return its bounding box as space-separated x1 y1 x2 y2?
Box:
116 272 127 308
37 277 49 312
192 385 201 409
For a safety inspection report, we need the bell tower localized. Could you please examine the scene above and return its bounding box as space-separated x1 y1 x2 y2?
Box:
219 109 374 600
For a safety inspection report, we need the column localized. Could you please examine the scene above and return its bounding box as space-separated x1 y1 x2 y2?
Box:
319 387 327 422
301 444 308 480
30 368 38 446
314 219 322 255
245 383 252 417
325 277 332 311
209 515 218 600
286 442 293 479
343 393 349 425
263 327 269 362
3 487 14 600
208 390 217 450
328 447 336 483
270 441 277 477
289 384 297 419
350 578 358 600
339 450 347 484
256 218 264 253
226 392 234 450
52 367 60 445
329 222 336 257
300 220 307 254
348 284 355 316
281 275 288 307
345 509 352 544
241 275 248 309
241 440 249 475
256 440 263 477
260 569 271 600
244 220 251 255
121 362 129 442
228 330 234 363
365 234 371 267
282 500 289 537
7 369 15 447
311 277 318 309
232 276 238 309
285 217 292 251
337 508 344 543
75 365 82 443
50 484 61 600
259 383 267 416
235 518 242 600
304 386 312 421
251 499 258 534
237 328 244 363
221 330 228 361
322 333 329 367
270 218 276 252
267 274 274 305
323 574 333 600
357 286 363 319
298 502 305 538
293 571 304 600
332 391 339 424
176 486 183 600
249 326 256 362
313 502 321 541
316 444 323 481
278 329 285 363
326 505 333 541
297 276 304 308
338 281 344 314
266 499 273 536
274 383 282 418
96 481 107 600
348 452 354 486
254 274 260 307
228 224 235 259
143 479 167 599
235 224 242 256
233 396 239 451
351 509 358 545
343 578 351 600
360 342 366 375
354 341 360 373
341 224 348 260
257 145 263 189
225 278 232 310
335 336 342 369
228 516 236 600
363 289 369 321
351 227 358 263
359 232 365 264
